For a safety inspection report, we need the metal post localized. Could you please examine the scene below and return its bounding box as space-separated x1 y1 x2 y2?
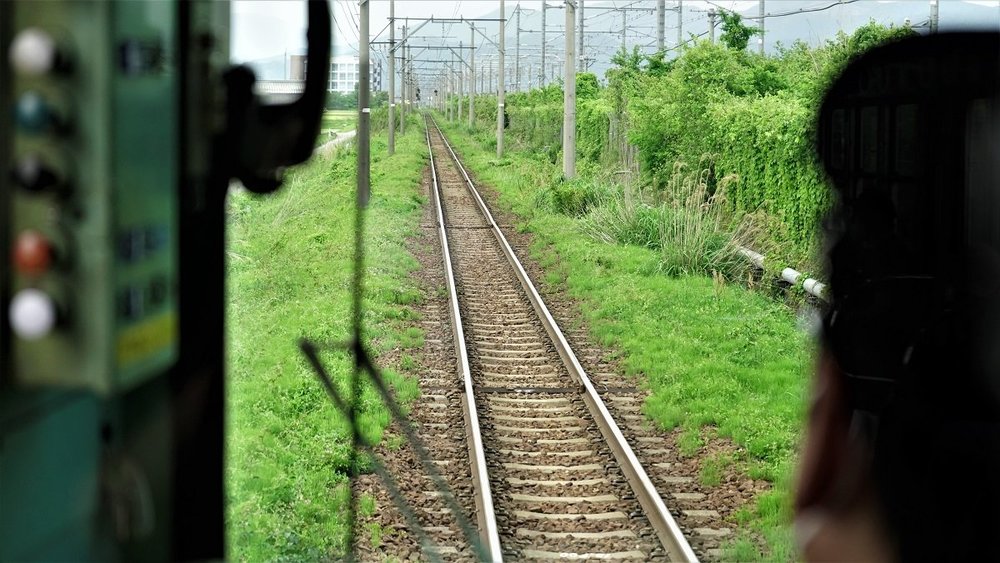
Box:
540 2 547 86
578 0 585 72
497 0 505 157
388 0 395 153
930 0 939 34
449 51 455 121
563 0 576 178
657 0 665 52
758 0 765 54
708 8 716 44
469 24 476 127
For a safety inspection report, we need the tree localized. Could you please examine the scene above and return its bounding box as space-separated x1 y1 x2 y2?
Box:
719 11 758 52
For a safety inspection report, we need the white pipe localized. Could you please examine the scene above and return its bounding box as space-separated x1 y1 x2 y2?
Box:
738 246 828 302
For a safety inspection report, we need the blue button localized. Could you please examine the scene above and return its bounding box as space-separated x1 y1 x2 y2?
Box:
15 91 52 133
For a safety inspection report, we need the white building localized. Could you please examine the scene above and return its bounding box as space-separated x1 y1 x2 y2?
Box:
328 56 361 93
296 55 379 94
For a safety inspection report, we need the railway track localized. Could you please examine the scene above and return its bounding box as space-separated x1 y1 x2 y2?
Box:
423 116 698 562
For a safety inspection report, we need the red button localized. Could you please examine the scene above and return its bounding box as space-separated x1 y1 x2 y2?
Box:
13 230 53 276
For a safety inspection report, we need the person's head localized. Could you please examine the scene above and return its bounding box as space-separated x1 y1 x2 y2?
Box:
798 32 1000 561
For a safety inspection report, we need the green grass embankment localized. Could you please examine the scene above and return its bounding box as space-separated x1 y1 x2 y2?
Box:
436 117 812 561
226 121 426 560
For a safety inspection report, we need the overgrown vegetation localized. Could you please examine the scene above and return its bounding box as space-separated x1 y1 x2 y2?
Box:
227 117 425 560
449 17 913 269
581 163 753 278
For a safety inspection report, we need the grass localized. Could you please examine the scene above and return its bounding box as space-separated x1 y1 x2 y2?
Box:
226 117 426 561
436 117 812 561
322 109 356 134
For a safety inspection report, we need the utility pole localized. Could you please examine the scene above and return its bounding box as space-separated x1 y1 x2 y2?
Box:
469 24 476 127
578 0 585 71
407 42 413 114
708 8 717 43
458 41 464 122
359 0 370 206
677 0 683 51
657 0 665 52
387 0 395 154
621 10 627 52
563 0 576 178
930 0 939 34
540 2 547 86
758 0 765 54
400 24 406 134
497 0 505 158
448 51 454 121
515 5 521 92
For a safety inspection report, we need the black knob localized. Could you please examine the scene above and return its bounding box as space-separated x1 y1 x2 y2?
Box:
12 154 60 193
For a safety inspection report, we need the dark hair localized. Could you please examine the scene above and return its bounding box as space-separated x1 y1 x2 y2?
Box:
817 32 1000 560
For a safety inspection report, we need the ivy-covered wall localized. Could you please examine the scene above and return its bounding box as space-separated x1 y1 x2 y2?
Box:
452 20 914 257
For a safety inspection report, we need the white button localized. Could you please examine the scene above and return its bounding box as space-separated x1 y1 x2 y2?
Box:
10 28 58 76
9 288 56 340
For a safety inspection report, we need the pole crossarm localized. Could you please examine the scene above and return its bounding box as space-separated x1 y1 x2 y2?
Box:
468 21 503 50
389 19 431 53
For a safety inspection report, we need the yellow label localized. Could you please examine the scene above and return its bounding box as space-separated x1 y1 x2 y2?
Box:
116 312 177 367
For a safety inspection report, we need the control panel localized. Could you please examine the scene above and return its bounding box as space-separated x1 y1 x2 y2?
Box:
4 2 179 393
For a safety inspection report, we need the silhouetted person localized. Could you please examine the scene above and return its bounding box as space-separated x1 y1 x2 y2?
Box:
797 32 1000 561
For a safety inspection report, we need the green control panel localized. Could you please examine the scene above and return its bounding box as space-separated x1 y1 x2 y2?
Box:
6 1 179 394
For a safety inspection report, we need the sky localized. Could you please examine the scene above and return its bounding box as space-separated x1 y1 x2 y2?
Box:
232 0 502 62
231 0 1000 81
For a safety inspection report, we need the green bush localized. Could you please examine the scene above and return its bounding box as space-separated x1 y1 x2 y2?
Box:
457 21 914 265
582 164 753 279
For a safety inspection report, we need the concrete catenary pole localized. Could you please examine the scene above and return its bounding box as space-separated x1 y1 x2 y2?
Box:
758 0 765 54
407 42 413 113
708 8 716 43
677 0 683 51
621 10 627 52
497 0 505 158
458 41 464 121
469 24 476 127
657 0 665 52
359 0 370 207
449 51 455 121
400 24 406 134
515 5 521 92
387 0 395 154
563 0 576 178
540 2 547 86
578 0 585 71
930 0 939 34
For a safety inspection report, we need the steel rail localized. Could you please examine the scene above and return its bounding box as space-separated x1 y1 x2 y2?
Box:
423 121 504 563
428 116 700 563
